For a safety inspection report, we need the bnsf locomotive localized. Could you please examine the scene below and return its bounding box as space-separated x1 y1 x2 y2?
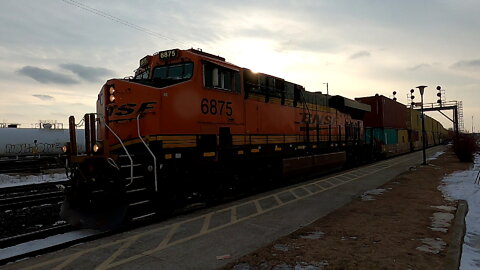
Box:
61 48 373 228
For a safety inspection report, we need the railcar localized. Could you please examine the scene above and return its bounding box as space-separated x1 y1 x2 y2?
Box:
0 127 85 172
356 94 449 157
61 48 371 228
0 127 84 158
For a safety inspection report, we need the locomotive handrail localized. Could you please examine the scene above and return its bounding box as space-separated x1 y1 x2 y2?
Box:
136 113 158 192
104 122 134 186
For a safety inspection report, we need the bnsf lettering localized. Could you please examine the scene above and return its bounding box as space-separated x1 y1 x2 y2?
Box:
109 102 157 116
115 104 136 116
137 102 156 114
301 112 332 125
201 98 233 116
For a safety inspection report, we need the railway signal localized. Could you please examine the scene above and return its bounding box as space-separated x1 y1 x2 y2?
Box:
409 89 415 106
436 86 442 106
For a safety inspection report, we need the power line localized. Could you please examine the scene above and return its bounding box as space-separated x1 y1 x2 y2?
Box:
61 0 190 47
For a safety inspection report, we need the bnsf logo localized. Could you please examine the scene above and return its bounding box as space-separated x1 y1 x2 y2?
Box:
108 102 157 117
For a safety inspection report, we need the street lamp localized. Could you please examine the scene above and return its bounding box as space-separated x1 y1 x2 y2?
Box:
417 85 427 165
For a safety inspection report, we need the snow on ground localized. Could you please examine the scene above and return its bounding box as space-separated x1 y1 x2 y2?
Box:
0 229 102 261
440 154 480 270
427 151 445 161
0 172 67 188
360 188 386 201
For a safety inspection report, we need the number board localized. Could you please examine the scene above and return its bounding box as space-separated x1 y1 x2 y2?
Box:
158 49 178 60
139 56 151 67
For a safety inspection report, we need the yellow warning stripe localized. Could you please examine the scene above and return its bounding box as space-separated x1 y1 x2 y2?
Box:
110 134 314 151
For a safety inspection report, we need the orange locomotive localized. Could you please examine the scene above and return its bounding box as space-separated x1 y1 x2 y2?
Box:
61 49 370 228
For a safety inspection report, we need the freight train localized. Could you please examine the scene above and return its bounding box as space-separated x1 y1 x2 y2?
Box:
60 48 447 228
356 95 448 157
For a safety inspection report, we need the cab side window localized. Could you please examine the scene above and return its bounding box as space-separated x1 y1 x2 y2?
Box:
203 62 240 93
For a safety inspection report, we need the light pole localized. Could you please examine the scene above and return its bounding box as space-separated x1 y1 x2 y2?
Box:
417 85 427 165
323 82 329 96
323 82 329 111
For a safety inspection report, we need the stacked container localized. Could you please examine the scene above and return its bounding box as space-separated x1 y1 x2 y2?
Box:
355 95 409 156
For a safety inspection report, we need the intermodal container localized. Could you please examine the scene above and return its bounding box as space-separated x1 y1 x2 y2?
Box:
365 127 398 145
355 95 407 129
407 109 421 132
398 129 410 153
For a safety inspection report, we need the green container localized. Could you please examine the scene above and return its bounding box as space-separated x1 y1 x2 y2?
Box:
365 128 399 145
384 128 398 145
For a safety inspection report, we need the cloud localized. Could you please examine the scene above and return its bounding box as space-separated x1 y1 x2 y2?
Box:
32 94 54 101
451 59 480 69
60 64 114 82
17 66 78 84
408 63 430 71
349 51 371 60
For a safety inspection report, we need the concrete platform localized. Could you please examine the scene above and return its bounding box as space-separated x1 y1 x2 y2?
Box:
4 146 446 270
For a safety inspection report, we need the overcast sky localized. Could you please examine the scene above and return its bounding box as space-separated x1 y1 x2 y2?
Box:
1 0 479 131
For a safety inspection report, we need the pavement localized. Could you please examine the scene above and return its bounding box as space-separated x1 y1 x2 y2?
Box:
3 146 447 270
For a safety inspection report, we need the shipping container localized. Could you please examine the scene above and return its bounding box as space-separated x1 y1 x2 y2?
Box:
364 127 398 145
355 95 407 129
398 129 410 153
424 115 433 132
407 109 421 132
384 128 398 145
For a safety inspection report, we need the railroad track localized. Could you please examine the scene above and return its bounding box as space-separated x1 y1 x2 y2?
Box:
0 181 69 249
0 224 74 249
0 181 67 209
0 190 64 211
0 157 64 173
0 181 67 197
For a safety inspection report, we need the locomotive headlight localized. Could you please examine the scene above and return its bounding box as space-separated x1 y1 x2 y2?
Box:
62 145 68 153
108 86 115 103
93 143 102 153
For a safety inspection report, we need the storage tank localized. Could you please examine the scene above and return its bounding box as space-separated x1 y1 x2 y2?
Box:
0 128 85 157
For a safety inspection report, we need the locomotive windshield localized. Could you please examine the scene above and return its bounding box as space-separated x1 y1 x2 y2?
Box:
132 62 193 88
151 62 193 86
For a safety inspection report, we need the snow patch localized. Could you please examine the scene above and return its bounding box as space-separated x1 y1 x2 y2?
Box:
440 154 480 269
274 244 289 252
431 205 456 212
0 173 67 188
427 151 445 161
361 188 386 201
0 229 102 261
300 231 324 240
429 212 454 233
416 238 446 254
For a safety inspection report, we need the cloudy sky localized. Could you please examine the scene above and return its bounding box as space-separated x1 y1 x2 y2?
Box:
1 0 479 131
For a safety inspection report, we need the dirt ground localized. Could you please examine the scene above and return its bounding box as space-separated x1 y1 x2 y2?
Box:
221 148 472 270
